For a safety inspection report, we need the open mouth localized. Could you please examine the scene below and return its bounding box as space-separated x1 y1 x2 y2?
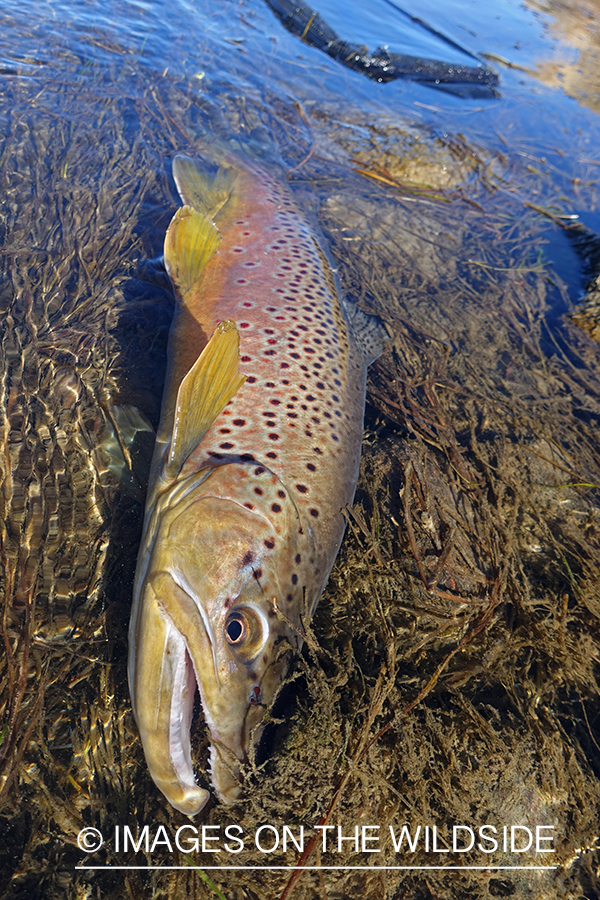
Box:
166 639 200 800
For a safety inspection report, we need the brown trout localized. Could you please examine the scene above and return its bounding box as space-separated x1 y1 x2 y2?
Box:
128 148 386 815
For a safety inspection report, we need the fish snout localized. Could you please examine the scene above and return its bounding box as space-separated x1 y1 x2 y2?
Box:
129 576 211 816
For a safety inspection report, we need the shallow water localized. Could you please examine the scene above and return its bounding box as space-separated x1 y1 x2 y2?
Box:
1 1 600 899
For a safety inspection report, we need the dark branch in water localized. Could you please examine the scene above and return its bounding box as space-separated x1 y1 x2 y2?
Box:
264 0 499 94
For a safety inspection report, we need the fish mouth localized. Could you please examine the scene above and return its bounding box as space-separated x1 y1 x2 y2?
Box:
129 580 211 816
129 466 301 813
130 569 262 814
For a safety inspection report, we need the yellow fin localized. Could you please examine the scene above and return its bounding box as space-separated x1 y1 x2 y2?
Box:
164 205 221 297
167 320 246 475
173 154 236 220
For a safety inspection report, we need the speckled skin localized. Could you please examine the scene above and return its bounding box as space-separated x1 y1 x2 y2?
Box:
129 151 373 816
160 159 367 602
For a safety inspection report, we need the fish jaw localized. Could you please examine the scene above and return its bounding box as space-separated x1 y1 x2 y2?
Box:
130 576 210 816
129 464 302 810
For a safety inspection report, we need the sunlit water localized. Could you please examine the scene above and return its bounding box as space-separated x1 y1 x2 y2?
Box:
4 0 599 291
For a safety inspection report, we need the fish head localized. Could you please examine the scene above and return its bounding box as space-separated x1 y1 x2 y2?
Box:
130 462 305 814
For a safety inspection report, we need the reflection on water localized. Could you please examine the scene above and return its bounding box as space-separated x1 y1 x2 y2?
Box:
0 1 599 898
525 0 600 113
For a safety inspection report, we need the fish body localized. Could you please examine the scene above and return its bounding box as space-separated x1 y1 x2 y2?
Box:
128 149 385 816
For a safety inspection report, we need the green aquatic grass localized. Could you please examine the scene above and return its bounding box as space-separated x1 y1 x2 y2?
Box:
182 859 228 900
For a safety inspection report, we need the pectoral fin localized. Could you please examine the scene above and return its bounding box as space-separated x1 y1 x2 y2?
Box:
164 205 222 297
168 320 246 475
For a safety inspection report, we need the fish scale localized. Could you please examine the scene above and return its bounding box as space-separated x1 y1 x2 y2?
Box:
129 148 386 816
177 168 366 608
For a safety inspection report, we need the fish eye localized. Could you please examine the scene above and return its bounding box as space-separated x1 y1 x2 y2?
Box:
224 607 265 659
226 613 245 644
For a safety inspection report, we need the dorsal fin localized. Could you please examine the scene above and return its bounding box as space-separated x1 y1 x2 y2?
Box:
344 302 391 365
173 155 236 220
167 321 246 476
164 205 222 298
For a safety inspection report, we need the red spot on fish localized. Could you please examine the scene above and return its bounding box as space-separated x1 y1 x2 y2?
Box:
250 685 261 705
